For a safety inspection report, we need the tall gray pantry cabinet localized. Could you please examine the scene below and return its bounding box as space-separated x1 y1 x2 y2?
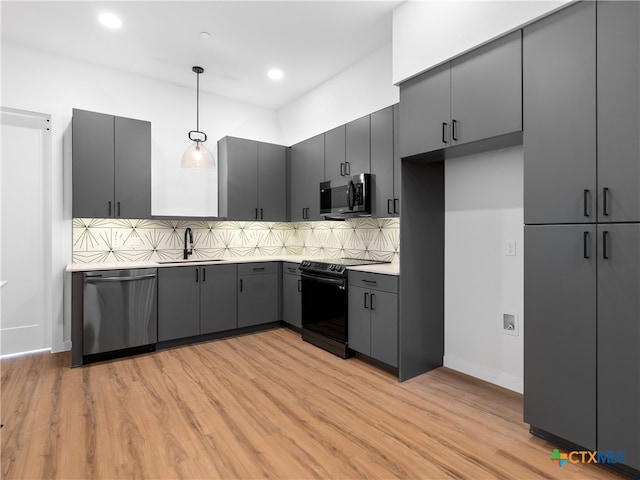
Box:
72 109 151 219
523 0 640 472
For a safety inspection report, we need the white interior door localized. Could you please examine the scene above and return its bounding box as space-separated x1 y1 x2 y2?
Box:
1 108 52 355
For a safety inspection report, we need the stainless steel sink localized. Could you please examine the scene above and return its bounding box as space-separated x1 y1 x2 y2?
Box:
157 258 224 264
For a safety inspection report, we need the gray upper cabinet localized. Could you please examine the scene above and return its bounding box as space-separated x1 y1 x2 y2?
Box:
290 133 324 221
72 109 151 219
223 137 258 221
524 224 597 451
597 224 640 471
523 1 596 225
450 30 522 147
324 125 345 182
597 0 640 223
399 63 451 158
200 264 238 335
238 263 279 328
258 142 287 222
399 30 522 159
392 105 401 216
218 137 286 221
345 115 370 175
371 105 400 217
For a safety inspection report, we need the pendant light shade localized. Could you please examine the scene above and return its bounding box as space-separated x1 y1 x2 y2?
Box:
182 66 215 170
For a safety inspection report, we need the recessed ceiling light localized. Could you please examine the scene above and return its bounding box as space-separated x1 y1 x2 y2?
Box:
98 12 122 29
267 68 284 81
199 32 211 39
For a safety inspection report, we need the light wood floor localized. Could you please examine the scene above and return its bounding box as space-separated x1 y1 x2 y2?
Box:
1 327 624 479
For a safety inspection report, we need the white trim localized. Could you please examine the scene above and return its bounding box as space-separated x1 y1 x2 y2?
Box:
443 354 523 394
1 347 51 360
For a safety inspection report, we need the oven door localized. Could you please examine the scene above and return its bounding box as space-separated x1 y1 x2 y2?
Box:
301 272 347 343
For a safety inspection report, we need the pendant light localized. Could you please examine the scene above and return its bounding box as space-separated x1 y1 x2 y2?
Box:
181 66 215 169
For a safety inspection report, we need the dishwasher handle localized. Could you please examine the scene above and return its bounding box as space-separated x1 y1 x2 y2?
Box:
85 273 157 283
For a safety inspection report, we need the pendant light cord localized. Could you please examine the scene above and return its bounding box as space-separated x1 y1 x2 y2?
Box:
196 69 200 133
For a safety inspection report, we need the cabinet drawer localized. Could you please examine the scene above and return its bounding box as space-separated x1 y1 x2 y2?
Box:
348 271 398 293
282 262 301 275
238 262 278 276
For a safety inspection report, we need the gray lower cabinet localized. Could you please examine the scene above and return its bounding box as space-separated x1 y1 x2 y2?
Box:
158 264 238 341
238 263 279 328
72 109 151 219
348 272 398 368
597 224 640 470
282 262 301 328
524 224 597 451
200 264 238 335
371 105 400 217
290 134 325 221
597 0 640 223
158 266 200 341
523 1 596 225
218 137 286 221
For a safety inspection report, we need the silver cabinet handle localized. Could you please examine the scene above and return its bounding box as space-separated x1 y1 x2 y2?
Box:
85 274 156 282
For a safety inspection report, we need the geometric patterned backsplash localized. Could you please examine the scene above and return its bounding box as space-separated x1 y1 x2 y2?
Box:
72 217 400 264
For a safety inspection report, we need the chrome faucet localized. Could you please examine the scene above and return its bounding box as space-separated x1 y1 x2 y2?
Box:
184 227 194 259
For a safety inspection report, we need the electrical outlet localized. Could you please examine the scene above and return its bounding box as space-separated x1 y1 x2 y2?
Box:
501 312 519 336
130 236 141 249
112 231 122 248
505 240 516 256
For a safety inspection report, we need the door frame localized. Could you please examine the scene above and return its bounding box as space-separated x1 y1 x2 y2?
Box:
1 106 53 355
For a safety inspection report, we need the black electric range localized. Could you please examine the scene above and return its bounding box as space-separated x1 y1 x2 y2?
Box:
299 258 390 357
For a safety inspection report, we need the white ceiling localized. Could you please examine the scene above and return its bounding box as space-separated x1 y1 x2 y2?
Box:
1 1 403 110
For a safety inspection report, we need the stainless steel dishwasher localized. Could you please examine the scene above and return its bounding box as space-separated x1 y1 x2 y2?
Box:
83 268 158 356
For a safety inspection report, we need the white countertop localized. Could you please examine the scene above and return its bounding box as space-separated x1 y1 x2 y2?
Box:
66 256 400 276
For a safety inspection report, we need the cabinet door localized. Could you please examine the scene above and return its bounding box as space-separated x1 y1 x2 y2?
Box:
200 264 238 334
399 63 451 158
324 125 345 182
524 224 597 450
72 109 114 218
450 30 522 146
597 224 640 470
226 137 258 221
345 115 370 175
347 285 370 355
597 1 640 223
392 104 400 216
238 273 278 328
257 142 286 222
290 134 324 221
523 2 596 224
370 290 398 368
158 267 200 341
371 106 394 217
114 116 151 219
282 272 302 328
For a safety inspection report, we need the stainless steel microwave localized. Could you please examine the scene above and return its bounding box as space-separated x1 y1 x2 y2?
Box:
320 173 372 218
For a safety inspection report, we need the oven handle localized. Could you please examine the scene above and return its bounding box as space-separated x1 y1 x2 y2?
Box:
301 272 346 288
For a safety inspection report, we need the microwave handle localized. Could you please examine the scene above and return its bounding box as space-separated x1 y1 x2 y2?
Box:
347 181 355 210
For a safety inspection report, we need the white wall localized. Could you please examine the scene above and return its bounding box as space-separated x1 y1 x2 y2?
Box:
1 42 284 351
392 0 571 84
278 43 399 145
444 146 524 392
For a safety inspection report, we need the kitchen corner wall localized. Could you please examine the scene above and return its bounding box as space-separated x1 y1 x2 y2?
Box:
72 217 399 264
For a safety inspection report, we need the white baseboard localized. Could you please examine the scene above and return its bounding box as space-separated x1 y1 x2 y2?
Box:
443 354 523 394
